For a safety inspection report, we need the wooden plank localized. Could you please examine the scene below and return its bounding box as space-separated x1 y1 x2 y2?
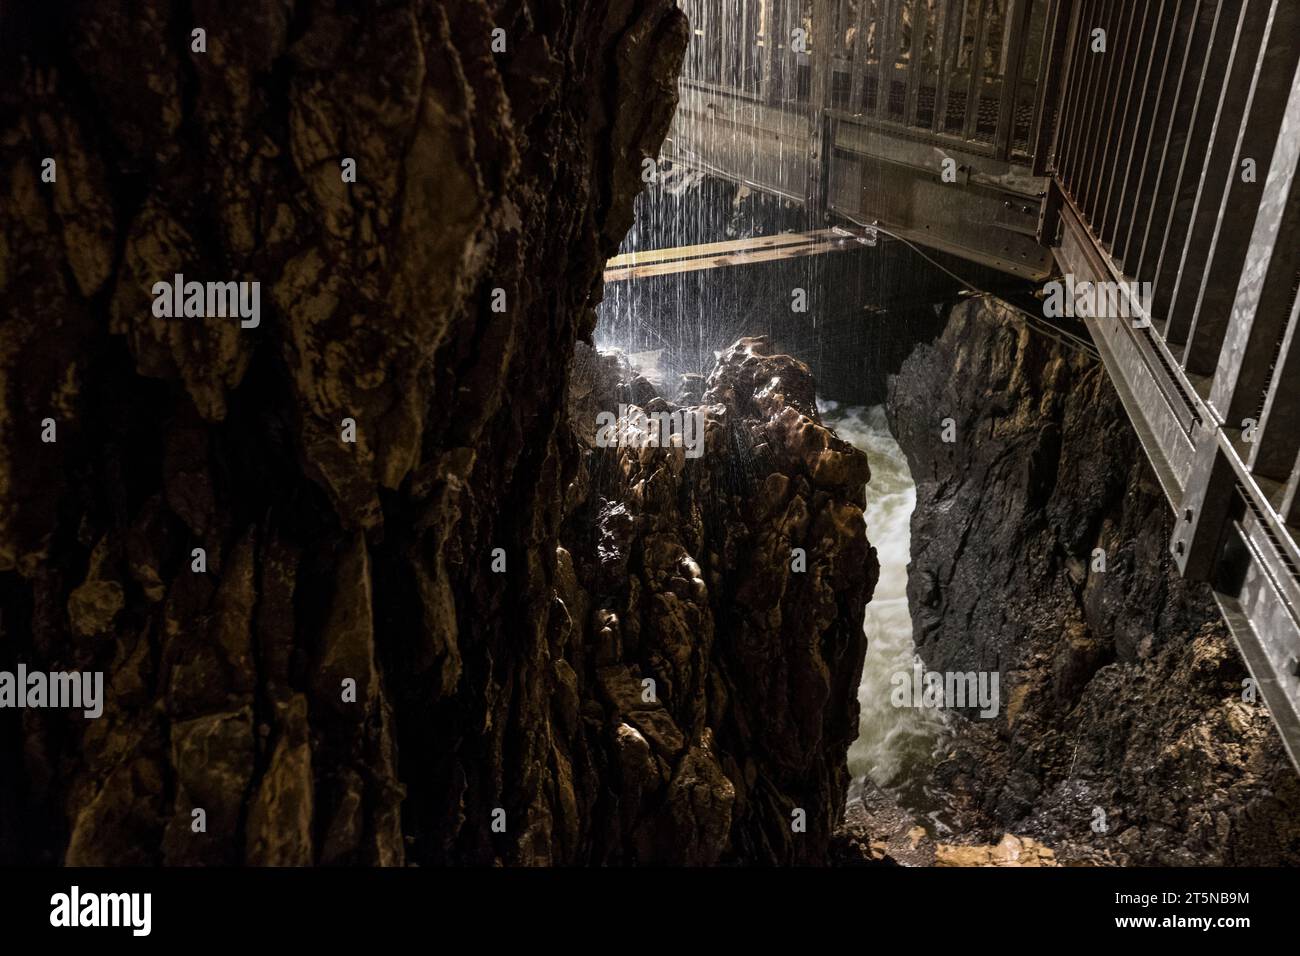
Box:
605 230 836 268
603 236 854 281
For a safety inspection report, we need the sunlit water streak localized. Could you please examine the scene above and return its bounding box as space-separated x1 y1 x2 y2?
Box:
819 401 953 833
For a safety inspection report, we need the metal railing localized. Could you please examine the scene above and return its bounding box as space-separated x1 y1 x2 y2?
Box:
679 0 1051 161
670 0 1300 768
668 0 1057 277
1046 0 1300 767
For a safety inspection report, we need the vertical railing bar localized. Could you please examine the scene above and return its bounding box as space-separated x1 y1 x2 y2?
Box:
849 0 869 110
827 0 843 105
770 0 787 104
1248 276 1300 480
1215 190 1300 428
1060 0 1108 196
932 0 959 133
896 0 914 121
1107 0 1180 243
1282 448 1300 527
809 0 837 215
1151 2 1243 329
1119 0 1204 270
876 0 899 119
906 0 933 127
1066 0 1107 201
872 0 886 115
1076 0 1128 210
1181 0 1300 370
685 0 698 82
995 0 1033 160
1205 56 1300 424
1071 0 1118 204
1100 0 1167 242
1090 0 1147 235
760 0 777 103
963 0 993 141
1050 0 1090 183
1033 0 1074 176
1134 0 1224 283
784 0 802 104
1163 0 1272 344
715 0 723 84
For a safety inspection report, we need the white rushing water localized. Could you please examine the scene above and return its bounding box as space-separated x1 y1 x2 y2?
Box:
819 401 951 828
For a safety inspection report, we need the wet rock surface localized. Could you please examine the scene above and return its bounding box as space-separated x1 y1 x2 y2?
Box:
885 297 1300 866
0 1 875 865
0 0 703 865
834 781 934 866
834 778 1059 867
563 337 877 861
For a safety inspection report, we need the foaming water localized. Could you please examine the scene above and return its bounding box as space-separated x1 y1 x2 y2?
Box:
820 401 953 833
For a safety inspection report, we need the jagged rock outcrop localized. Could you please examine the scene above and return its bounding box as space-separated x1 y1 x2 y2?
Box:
887 298 1300 865
0 0 697 865
560 338 876 862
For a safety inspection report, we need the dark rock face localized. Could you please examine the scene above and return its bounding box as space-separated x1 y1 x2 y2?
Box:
0 1 874 868
0 0 697 865
562 338 876 862
887 298 1300 865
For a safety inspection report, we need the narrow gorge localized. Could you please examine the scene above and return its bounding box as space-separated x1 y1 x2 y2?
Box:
1 0 1298 878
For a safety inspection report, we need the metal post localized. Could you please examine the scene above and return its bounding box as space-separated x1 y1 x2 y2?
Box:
906 0 934 127
808 0 837 216
996 0 1034 160
1031 0 1072 176
1204 47 1300 425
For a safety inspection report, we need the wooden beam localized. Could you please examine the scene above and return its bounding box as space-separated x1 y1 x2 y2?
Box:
605 230 837 269
603 232 860 282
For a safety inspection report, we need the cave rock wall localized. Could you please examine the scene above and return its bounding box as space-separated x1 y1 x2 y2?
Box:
0 0 877 868
0 0 694 866
887 298 1300 865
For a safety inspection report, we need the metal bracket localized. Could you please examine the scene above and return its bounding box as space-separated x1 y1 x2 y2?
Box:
1172 426 1238 581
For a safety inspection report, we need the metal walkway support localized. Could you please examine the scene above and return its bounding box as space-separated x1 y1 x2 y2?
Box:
665 0 1057 280
657 0 1300 767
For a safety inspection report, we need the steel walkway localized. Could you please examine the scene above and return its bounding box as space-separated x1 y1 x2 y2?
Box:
651 0 1300 767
